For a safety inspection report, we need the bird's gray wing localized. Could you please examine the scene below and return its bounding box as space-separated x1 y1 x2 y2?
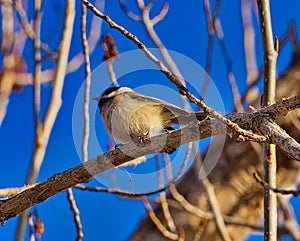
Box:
128 92 190 117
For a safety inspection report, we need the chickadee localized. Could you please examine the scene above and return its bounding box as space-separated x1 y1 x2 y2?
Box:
94 86 207 149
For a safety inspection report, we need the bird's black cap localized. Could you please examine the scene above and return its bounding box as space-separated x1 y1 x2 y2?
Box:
100 86 121 99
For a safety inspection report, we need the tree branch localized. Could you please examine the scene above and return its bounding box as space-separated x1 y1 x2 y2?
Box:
0 95 299 223
81 0 271 144
66 188 84 241
257 0 278 240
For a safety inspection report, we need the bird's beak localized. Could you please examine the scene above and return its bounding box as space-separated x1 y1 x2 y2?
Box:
93 97 100 102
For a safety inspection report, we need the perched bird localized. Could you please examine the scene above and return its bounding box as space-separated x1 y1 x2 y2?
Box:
94 86 208 149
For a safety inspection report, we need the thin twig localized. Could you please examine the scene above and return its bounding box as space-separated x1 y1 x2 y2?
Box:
120 0 141 21
202 177 232 241
132 4 198 232
142 198 178 240
33 211 44 241
257 1 278 240
135 0 189 111
74 136 193 198
81 3 91 163
0 1 15 125
81 0 268 145
240 68 263 106
66 188 84 241
33 0 42 150
106 59 119 86
0 186 31 197
162 195 264 231
15 2 75 240
156 155 176 232
16 0 43 239
194 145 231 241
14 0 57 57
11 1 103 87
101 34 119 86
214 18 243 112
277 196 300 240
1 94 299 222
27 212 35 241
151 1 169 25
1 0 14 54
240 23 296 108
241 0 258 86
289 22 299 49
202 0 221 99
170 186 210 219
254 172 300 196
193 219 208 241
26 0 75 184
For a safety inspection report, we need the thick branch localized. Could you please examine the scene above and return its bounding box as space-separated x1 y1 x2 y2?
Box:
80 0 267 142
0 95 299 222
257 118 300 160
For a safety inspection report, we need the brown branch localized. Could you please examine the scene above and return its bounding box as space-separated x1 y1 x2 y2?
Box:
14 0 57 58
142 198 178 240
25 0 75 185
15 0 43 239
195 146 231 241
277 196 300 240
130 5 202 233
202 0 215 98
15 2 75 239
170 186 210 219
0 119 222 223
81 3 91 163
0 120 217 222
240 11 296 109
81 0 273 143
1 0 14 54
66 188 84 241
0 186 30 197
131 56 300 240
74 135 193 198
256 118 300 160
0 1 15 125
33 0 42 131
241 0 258 85
155 155 177 232
101 34 119 86
151 1 169 25
133 0 190 113
120 0 141 21
159 187 176 232
214 18 243 112
135 0 183 82
10 1 103 88
202 179 232 241
166 189 265 231
0 94 299 223
254 172 300 196
257 0 278 239
27 212 35 241
240 68 263 106
201 0 221 99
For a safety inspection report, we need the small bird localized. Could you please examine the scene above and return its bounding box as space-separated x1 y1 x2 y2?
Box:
94 86 208 150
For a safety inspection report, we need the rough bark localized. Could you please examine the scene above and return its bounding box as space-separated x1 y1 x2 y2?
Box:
129 49 300 241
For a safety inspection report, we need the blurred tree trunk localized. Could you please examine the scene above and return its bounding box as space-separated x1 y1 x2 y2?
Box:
129 49 300 241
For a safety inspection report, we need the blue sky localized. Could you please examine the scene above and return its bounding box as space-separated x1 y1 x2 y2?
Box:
0 0 300 240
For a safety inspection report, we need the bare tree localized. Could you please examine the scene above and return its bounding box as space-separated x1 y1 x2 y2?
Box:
0 1 299 241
